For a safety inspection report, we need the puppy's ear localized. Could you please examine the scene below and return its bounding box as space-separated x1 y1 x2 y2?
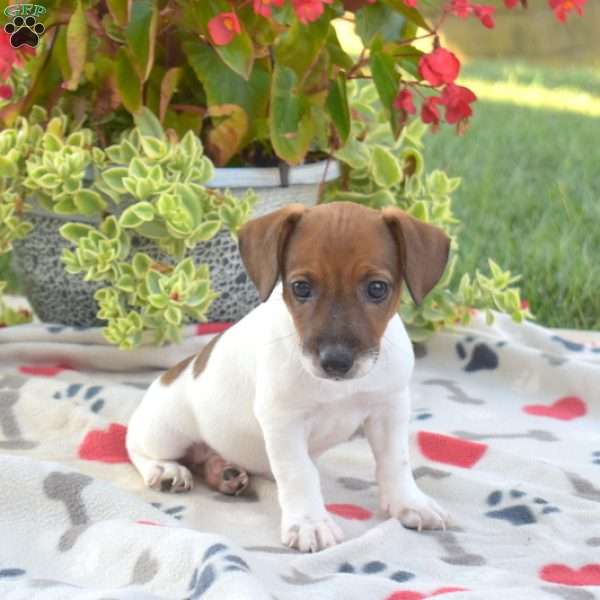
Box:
382 207 450 305
238 203 305 301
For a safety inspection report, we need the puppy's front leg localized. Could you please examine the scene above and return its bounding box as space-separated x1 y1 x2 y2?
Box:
365 389 450 530
259 419 344 552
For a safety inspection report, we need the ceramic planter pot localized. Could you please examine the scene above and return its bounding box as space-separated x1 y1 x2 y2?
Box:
11 160 340 327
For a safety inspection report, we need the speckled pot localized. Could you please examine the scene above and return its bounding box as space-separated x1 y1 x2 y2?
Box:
11 161 340 327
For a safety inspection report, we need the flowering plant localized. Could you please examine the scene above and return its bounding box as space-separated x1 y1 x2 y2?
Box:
1 0 587 162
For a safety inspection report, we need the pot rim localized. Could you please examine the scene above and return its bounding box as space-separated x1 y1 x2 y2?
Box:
207 159 340 189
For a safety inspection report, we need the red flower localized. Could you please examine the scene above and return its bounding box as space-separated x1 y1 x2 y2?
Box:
440 83 477 124
394 88 416 114
0 34 26 80
419 48 460 87
421 95 443 129
448 0 472 18
253 0 285 18
504 0 519 7
0 84 12 99
292 0 333 24
548 0 586 23
208 12 241 46
402 0 418 6
473 4 496 27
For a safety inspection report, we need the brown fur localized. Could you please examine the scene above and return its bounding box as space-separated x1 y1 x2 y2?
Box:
193 332 223 378
159 332 223 386
160 355 194 385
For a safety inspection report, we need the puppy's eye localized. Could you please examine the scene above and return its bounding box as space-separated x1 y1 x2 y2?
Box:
291 281 312 301
366 281 389 302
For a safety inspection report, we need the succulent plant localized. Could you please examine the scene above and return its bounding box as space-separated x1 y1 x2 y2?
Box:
0 106 256 348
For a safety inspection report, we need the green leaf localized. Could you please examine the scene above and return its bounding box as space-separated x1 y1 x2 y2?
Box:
371 146 402 187
165 305 182 325
134 107 164 139
194 220 221 242
185 40 270 142
54 197 79 214
275 17 329 79
106 0 129 27
126 0 158 82
119 202 154 228
205 104 248 167
381 0 431 31
159 67 183 122
370 49 402 138
355 3 406 46
132 252 152 278
269 64 314 164
334 136 370 169
63 1 88 91
116 48 142 114
0 156 17 177
74 189 107 215
102 167 128 193
59 223 94 244
326 73 350 145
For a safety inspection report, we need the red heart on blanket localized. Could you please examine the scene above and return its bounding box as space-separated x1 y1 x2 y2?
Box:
418 431 487 468
196 322 232 335
78 423 130 463
326 503 372 520
540 564 600 586
386 587 468 600
524 396 587 421
18 363 73 377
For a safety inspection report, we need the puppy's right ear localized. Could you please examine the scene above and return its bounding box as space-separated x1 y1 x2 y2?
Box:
238 203 305 302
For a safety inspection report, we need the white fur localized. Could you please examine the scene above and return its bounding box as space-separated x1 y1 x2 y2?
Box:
126 285 449 552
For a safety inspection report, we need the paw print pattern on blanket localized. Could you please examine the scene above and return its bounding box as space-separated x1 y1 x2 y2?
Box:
150 501 186 520
53 383 105 413
337 560 415 583
485 489 560 526
186 543 252 599
456 337 504 372
592 451 600 465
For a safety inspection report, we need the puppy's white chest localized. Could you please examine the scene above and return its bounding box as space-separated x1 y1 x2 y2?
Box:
305 399 368 457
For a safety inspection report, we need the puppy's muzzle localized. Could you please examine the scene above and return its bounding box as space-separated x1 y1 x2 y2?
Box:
319 344 354 378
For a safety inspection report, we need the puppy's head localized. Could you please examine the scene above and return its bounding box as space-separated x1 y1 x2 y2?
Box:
238 202 450 381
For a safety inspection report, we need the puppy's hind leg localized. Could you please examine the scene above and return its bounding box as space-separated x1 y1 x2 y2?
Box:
126 382 197 494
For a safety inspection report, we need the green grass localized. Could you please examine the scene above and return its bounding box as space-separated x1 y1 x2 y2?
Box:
424 60 600 330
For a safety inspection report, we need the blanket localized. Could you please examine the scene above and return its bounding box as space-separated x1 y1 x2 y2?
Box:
0 312 599 600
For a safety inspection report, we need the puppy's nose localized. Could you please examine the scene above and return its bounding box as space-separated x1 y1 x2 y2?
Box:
319 345 354 377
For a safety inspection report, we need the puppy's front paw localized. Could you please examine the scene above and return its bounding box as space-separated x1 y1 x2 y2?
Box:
382 488 450 531
281 514 344 552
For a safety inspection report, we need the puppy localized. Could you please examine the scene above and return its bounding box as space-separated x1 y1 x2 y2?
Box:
126 201 451 552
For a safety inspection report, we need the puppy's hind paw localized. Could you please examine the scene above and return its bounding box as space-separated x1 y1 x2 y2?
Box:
146 462 194 493
282 515 344 553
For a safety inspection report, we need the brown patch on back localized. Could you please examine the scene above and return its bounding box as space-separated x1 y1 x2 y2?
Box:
160 355 194 386
159 331 224 386
192 332 223 378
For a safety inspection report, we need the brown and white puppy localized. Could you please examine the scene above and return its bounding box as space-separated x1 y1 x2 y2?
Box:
126 201 451 552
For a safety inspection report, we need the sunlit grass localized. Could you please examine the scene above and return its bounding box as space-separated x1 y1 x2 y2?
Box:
460 77 600 117
426 60 600 330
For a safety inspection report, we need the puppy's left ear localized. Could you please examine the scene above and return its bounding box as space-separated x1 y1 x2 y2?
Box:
382 207 450 305
238 203 305 302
